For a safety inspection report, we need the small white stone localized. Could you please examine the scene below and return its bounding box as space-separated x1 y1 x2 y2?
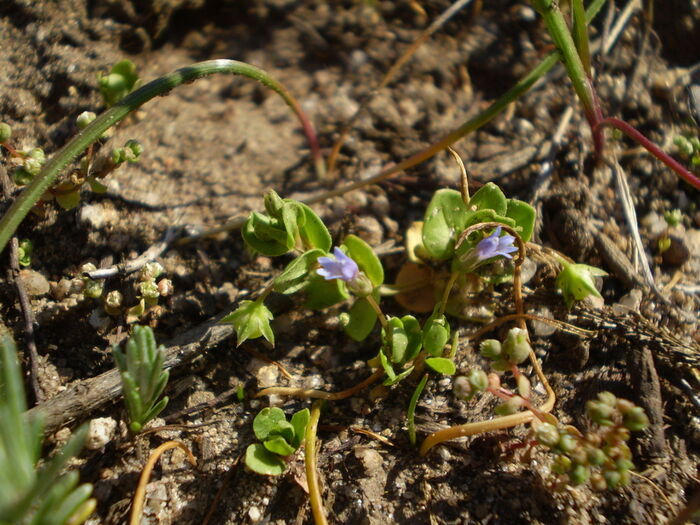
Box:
248 506 262 522
85 417 117 450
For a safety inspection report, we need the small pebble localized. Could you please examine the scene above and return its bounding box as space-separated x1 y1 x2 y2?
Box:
85 417 117 450
19 269 50 296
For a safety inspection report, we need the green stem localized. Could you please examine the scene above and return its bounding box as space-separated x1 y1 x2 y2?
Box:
571 0 592 75
407 373 429 446
0 59 322 254
532 0 597 122
305 400 328 525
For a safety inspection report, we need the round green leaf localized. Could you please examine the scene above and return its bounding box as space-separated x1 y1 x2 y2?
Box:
505 199 536 242
422 189 469 260
468 182 507 215
298 202 332 252
290 408 310 449
342 234 384 286
304 274 349 309
425 357 456 375
343 295 378 341
252 407 287 441
273 249 324 295
245 443 286 476
264 435 296 456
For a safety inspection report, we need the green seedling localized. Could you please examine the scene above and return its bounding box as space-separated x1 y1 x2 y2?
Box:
0 335 95 524
112 325 169 433
245 407 310 476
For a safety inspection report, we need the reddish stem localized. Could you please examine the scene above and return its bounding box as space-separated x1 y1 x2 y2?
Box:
597 117 700 190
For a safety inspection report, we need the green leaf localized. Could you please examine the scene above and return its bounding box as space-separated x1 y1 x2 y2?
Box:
264 189 285 218
87 177 108 193
384 317 408 364
422 311 451 357
290 408 310 449
304 274 349 310
425 357 456 375
245 443 286 476
342 234 384 286
298 203 332 252
422 189 469 260
505 199 536 242
342 295 378 341
273 249 324 295
55 190 81 211
378 350 396 382
469 182 507 215
221 299 275 346
263 435 296 456
242 212 292 257
252 407 287 441
383 366 414 386
400 315 423 363
281 201 303 250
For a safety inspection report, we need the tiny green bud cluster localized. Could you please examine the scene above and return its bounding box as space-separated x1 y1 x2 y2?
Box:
534 392 648 490
79 263 104 299
12 148 46 186
0 122 11 142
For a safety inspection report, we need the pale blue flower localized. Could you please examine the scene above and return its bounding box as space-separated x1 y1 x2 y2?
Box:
475 226 517 261
317 247 359 282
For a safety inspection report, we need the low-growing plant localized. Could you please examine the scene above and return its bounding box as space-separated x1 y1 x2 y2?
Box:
244 407 310 476
112 325 169 433
0 334 95 525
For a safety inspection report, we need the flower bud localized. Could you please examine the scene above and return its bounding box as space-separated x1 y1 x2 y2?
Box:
586 447 606 466
453 376 474 401
139 280 160 301
76 111 96 130
84 279 104 299
551 455 572 474
586 400 615 426
124 139 143 162
27 148 45 162
603 470 621 489
104 290 123 316
555 262 607 310
80 262 98 276
534 423 560 448
111 147 125 165
615 398 634 414
591 472 607 491
468 369 488 392
616 458 634 472
12 166 33 186
502 327 531 365
557 433 577 453
0 122 11 142
623 406 648 431
157 278 174 297
569 464 590 486
23 157 43 176
495 396 524 416
140 262 164 281
479 339 502 360
516 375 531 398
346 272 374 297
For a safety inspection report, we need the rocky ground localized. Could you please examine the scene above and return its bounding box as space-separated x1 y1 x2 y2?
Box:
1 1 699 523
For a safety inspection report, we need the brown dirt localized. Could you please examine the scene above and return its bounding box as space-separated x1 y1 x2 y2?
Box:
1 1 699 524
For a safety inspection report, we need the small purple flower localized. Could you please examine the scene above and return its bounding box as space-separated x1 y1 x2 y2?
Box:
474 226 517 261
317 247 359 282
